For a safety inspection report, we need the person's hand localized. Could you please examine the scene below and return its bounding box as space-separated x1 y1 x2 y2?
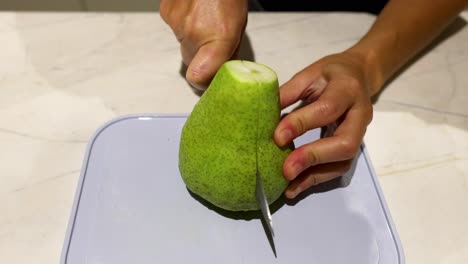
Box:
160 0 248 90
274 51 377 199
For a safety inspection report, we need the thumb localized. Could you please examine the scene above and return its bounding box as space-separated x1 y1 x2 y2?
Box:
186 40 238 90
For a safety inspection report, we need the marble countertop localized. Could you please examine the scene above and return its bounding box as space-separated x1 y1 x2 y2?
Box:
1 11 467 263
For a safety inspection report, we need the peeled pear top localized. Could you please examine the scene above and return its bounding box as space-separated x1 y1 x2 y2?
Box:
224 60 278 83
178 60 293 211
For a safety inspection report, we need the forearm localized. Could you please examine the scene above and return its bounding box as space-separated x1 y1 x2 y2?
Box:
348 0 468 95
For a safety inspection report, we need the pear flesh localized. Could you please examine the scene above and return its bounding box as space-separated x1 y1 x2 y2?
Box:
179 60 293 211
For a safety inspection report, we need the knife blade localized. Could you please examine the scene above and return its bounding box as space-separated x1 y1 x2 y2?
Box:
255 164 275 238
254 105 275 241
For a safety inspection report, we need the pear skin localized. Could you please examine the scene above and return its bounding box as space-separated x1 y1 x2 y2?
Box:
179 60 294 211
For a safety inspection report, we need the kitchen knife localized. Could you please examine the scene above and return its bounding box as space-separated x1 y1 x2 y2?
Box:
255 164 275 238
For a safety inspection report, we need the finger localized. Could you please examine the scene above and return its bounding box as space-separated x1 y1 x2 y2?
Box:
279 63 326 109
274 78 354 147
185 39 238 90
333 105 372 137
282 106 369 180
284 160 353 199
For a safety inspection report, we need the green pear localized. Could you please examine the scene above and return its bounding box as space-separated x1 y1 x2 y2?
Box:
179 60 294 211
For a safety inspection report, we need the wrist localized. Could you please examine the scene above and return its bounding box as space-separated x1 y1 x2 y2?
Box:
345 27 400 96
345 44 385 96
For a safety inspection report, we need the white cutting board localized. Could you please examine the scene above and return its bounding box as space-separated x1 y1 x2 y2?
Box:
61 115 405 264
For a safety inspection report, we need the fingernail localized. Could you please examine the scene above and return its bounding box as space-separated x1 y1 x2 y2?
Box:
279 128 292 146
187 67 210 90
286 186 302 199
287 162 303 180
188 81 207 91
294 186 303 198
285 189 295 199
